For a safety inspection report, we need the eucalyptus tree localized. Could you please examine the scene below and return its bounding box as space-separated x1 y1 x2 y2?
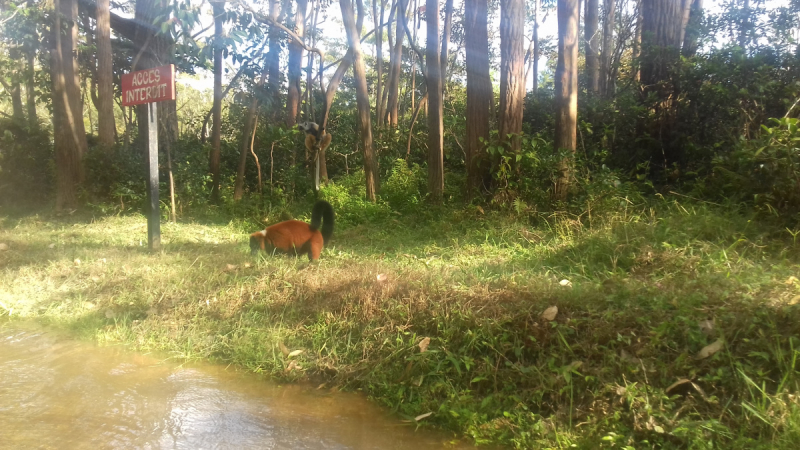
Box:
553 0 579 201
51 0 89 210
464 0 491 198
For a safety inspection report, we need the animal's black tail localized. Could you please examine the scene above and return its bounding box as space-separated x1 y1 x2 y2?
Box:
309 200 334 245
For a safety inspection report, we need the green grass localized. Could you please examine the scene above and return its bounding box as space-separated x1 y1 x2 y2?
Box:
2 197 800 448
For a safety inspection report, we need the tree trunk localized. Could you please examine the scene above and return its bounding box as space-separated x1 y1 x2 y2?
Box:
600 0 616 97
8 73 24 123
267 0 283 117
96 0 116 149
440 0 454 93
499 0 525 154
209 1 224 203
234 65 268 201
340 0 379 201
640 0 689 90
533 0 541 94
585 0 600 94
426 0 444 202
681 0 703 57
51 0 89 210
553 0 579 201
305 0 318 123
25 50 37 129
640 0 693 168
374 0 385 126
465 0 492 199
386 0 405 127
633 0 642 82
286 0 307 127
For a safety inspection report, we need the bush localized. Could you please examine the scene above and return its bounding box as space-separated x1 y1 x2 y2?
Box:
381 159 425 212
709 117 800 220
318 172 392 227
0 120 53 206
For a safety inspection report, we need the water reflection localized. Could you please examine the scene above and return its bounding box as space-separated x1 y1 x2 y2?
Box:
0 325 474 449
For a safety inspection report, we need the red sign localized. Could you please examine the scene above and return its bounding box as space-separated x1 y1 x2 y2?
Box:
121 64 176 107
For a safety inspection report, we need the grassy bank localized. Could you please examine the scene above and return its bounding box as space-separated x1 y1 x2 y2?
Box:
2 198 800 448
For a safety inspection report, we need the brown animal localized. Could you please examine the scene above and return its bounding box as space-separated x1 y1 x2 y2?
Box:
249 200 334 261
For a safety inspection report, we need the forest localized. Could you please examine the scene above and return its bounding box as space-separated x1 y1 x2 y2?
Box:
2 0 800 448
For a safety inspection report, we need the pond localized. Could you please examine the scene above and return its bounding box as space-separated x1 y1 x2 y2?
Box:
0 324 478 449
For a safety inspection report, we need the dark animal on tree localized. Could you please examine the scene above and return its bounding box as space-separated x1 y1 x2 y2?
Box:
297 121 332 159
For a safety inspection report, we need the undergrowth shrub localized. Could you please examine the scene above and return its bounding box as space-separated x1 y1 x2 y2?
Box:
0 120 52 206
381 159 425 212
708 117 800 221
318 171 392 226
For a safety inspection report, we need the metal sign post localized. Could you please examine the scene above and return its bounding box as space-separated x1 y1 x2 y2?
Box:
121 64 176 251
147 102 160 250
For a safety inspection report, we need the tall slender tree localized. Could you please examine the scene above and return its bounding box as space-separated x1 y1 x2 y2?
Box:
209 1 224 203
51 0 88 210
553 0 579 201
465 0 492 198
266 0 283 114
639 0 693 167
532 0 541 94
585 0 600 93
386 0 405 127
440 0 454 89
681 0 703 57
600 0 616 97
96 0 115 149
499 0 525 154
287 0 308 125
373 0 386 125
340 0 380 200
426 0 444 202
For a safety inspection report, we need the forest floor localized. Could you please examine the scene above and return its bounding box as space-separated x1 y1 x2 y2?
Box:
1 198 800 448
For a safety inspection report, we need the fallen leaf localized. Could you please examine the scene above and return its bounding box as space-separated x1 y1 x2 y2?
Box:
278 341 290 357
789 295 800 305
74 258 81 266
418 337 431 353
0 243 7 251
698 318 715 335
785 276 799 285
414 412 433 421
288 349 304 358
48 243 56 249
559 279 572 287
476 206 485 215
696 339 724 360
376 273 388 282
224 263 237 271
243 262 252 268
541 306 559 321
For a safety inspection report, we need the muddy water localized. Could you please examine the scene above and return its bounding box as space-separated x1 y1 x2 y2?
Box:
0 325 475 450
